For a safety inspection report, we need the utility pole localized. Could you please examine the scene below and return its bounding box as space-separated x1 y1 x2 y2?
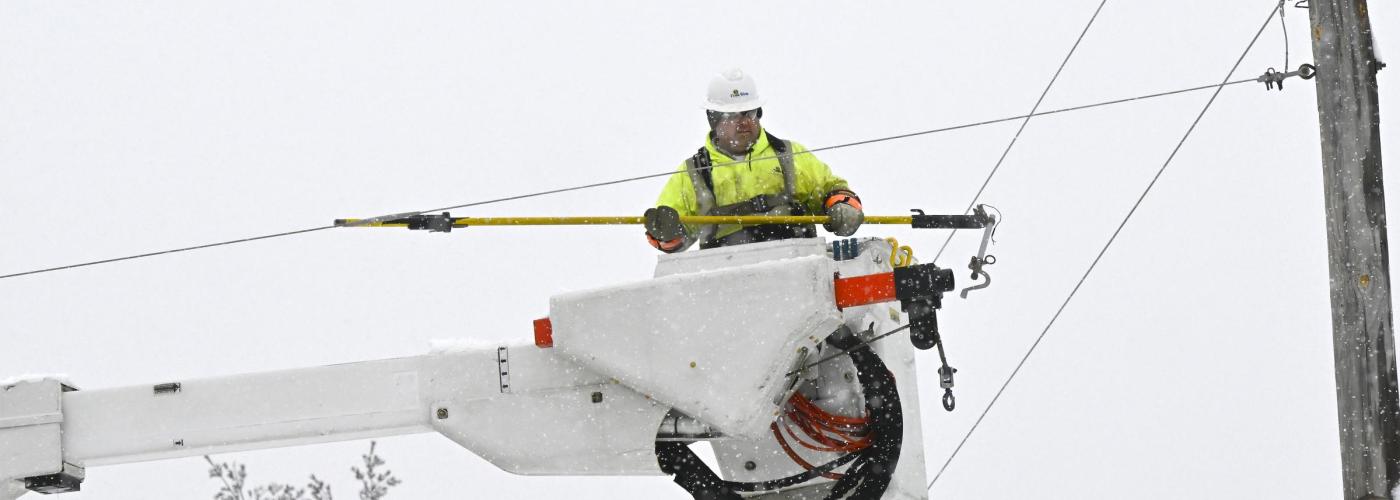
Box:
1307 0 1397 498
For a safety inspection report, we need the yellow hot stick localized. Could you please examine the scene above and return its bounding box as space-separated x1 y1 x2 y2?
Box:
336 215 915 228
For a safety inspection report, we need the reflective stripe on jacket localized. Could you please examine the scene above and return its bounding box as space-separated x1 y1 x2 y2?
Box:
654 129 850 244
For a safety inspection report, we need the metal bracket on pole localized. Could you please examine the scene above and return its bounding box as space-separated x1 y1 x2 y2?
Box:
1258 63 1317 90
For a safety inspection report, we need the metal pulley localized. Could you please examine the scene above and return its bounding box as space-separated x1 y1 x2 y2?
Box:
931 331 958 412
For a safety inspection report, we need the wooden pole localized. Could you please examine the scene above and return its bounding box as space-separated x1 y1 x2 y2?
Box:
1307 1 1397 497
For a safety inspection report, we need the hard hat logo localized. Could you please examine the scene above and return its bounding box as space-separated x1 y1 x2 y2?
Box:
730 89 749 98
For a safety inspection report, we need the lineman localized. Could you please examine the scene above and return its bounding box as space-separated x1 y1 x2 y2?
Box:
644 69 864 252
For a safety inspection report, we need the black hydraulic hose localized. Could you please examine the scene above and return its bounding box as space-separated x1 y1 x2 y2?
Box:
657 330 904 499
655 441 743 499
825 341 903 499
721 451 862 492
723 338 905 498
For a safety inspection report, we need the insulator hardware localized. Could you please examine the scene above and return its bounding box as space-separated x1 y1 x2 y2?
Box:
1259 63 1316 91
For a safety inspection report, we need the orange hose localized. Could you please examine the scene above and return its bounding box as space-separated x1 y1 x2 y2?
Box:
792 393 868 427
771 422 845 480
772 392 872 481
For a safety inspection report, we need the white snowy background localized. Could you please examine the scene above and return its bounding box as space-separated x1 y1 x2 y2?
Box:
3 1 1399 498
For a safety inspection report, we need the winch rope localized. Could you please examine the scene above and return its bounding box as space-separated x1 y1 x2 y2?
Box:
785 324 911 377
927 1 1286 491
931 0 1109 266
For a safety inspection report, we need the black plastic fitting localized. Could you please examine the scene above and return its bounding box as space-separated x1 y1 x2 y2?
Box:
892 263 955 350
404 212 455 233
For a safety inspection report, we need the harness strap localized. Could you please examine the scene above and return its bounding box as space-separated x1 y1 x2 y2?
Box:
684 149 718 247
776 135 797 199
687 132 807 248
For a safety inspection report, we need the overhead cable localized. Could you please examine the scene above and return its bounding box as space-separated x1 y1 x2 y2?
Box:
1279 0 1290 70
926 2 1287 492
932 0 1109 266
1 76 1284 281
0 226 337 280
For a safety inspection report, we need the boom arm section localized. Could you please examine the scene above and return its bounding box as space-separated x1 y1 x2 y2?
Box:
1 347 673 497
65 356 432 467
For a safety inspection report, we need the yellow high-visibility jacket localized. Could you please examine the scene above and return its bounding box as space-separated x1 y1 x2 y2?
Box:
654 129 850 243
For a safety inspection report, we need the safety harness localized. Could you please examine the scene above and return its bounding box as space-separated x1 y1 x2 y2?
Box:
684 131 817 249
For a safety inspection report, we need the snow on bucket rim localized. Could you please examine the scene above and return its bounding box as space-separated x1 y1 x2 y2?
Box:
0 373 72 388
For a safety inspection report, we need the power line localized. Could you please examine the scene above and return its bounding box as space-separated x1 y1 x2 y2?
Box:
1279 0 1290 70
406 78 1267 218
1 76 1278 281
0 226 337 280
927 2 1285 492
932 0 1109 266
778 78 1260 162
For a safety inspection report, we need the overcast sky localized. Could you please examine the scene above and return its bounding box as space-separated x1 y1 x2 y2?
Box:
3 1 1399 499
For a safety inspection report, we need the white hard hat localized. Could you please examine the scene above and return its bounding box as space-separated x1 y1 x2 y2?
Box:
704 68 766 113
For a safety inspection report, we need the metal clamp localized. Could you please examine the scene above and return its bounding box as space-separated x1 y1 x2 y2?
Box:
960 205 998 299
961 255 995 299
1259 63 1317 91
775 344 814 406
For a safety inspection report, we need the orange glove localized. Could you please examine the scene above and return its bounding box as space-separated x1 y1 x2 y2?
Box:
823 190 864 237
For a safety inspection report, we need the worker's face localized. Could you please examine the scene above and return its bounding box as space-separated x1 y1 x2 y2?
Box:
712 109 760 155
